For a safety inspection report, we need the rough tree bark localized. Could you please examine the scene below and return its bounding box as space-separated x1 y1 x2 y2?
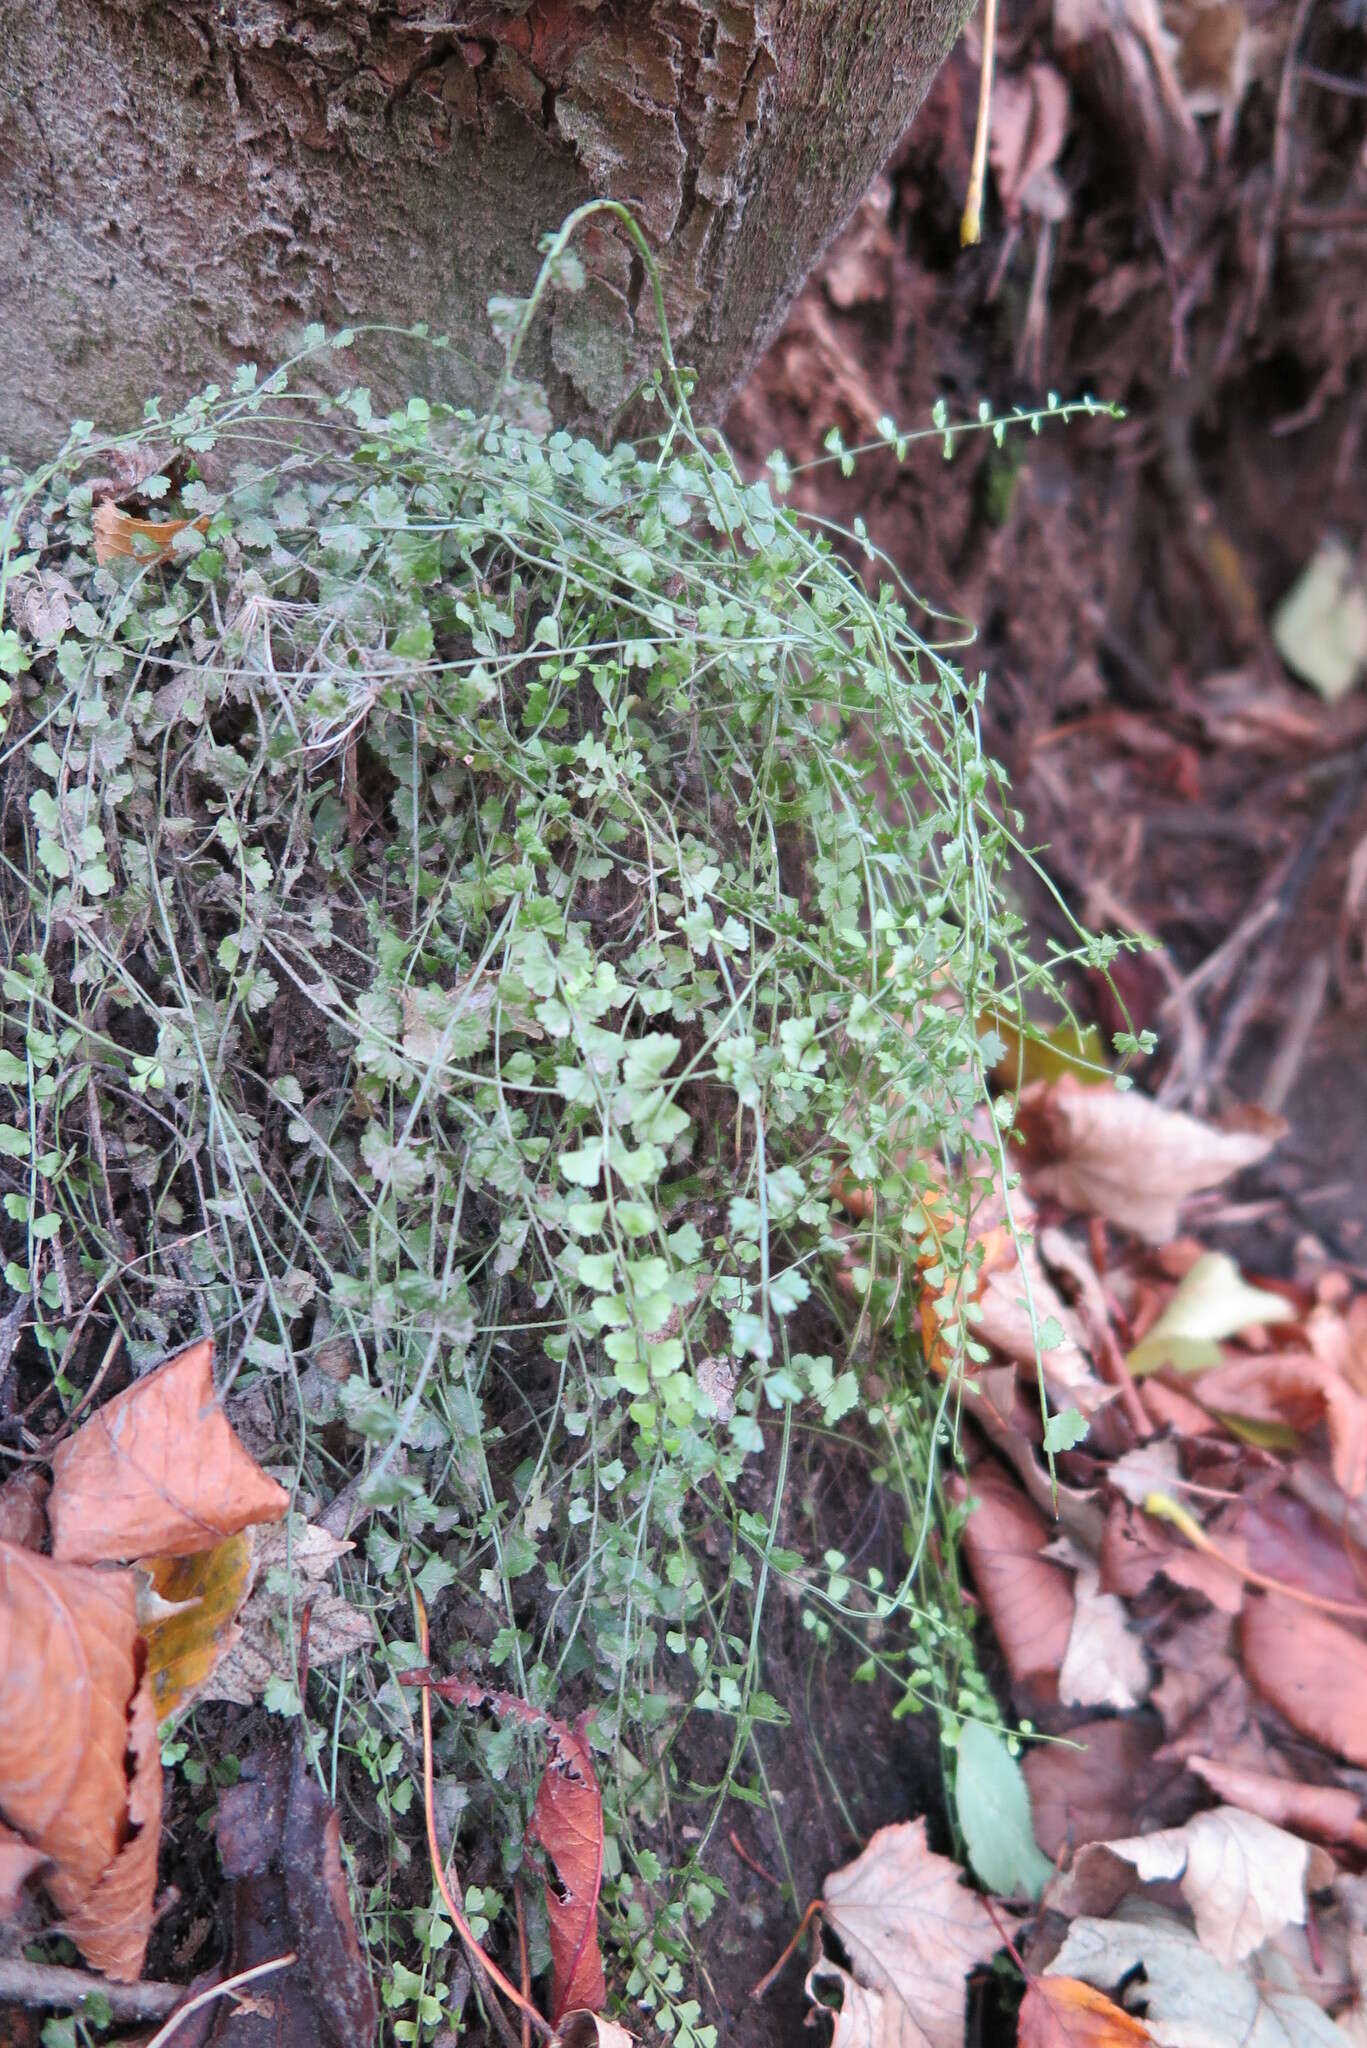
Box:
0 1 972 463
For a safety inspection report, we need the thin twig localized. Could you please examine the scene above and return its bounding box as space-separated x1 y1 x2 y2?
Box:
413 1596 552 2045
1145 1490 1367 1618
961 0 999 246
1250 0 1316 326
142 1955 297 2048
751 1898 821 2001
0 1960 184 2020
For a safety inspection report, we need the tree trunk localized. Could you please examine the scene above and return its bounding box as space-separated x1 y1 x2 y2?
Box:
0 1 971 464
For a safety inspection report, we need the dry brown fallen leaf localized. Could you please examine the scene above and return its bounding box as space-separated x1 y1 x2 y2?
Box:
0 1467 49 1549
1100 1498 1247 1615
1186 1757 1366 1849
952 1466 1075 1694
1016 1078 1281 1243
91 500 210 567
1242 1592 1367 1769
1016 1974 1152 2046
1193 1352 1367 1498
198 1519 374 1707
1093 1805 1325 1965
1023 1716 1181 1863
0 1539 161 1979
1057 1558 1150 1712
814 1818 1000 2048
49 1337 289 1564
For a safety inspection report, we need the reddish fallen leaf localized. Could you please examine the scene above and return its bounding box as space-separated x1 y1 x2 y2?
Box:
1194 1352 1367 1497
1023 1718 1179 1862
530 1712 606 2020
0 1539 161 1979
1186 1755 1365 1847
92 501 210 567
951 1467 1074 1694
410 1677 606 2022
1231 1490 1367 1611
1017 1974 1152 2045
49 1338 289 1565
1100 1499 1246 1614
1242 1591 1367 1768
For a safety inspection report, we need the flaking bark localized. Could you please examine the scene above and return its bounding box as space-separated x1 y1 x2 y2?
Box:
0 1 971 460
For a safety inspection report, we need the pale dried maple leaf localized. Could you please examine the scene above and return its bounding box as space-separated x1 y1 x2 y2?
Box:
1048 1899 1351 2047
1016 1080 1281 1243
818 1819 1000 2048
0 1539 160 1979
1101 1805 1317 1965
49 1337 289 1564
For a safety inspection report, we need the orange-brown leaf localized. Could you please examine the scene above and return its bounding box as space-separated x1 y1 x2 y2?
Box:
61 1674 162 1980
952 1467 1075 1693
91 501 209 566
1018 1976 1151 2046
0 1539 161 1978
531 1713 606 2022
1185 1755 1363 1845
1241 1590 1367 1767
1194 1351 1367 1497
408 1678 607 2022
49 1338 289 1564
140 1529 257 1721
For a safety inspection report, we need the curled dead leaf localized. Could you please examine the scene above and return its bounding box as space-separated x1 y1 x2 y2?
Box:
1186 1757 1365 1848
557 2011 635 2048
990 65 1072 223
140 1530 257 1722
49 1338 289 1565
1016 1079 1281 1243
0 1540 161 1979
92 501 210 567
